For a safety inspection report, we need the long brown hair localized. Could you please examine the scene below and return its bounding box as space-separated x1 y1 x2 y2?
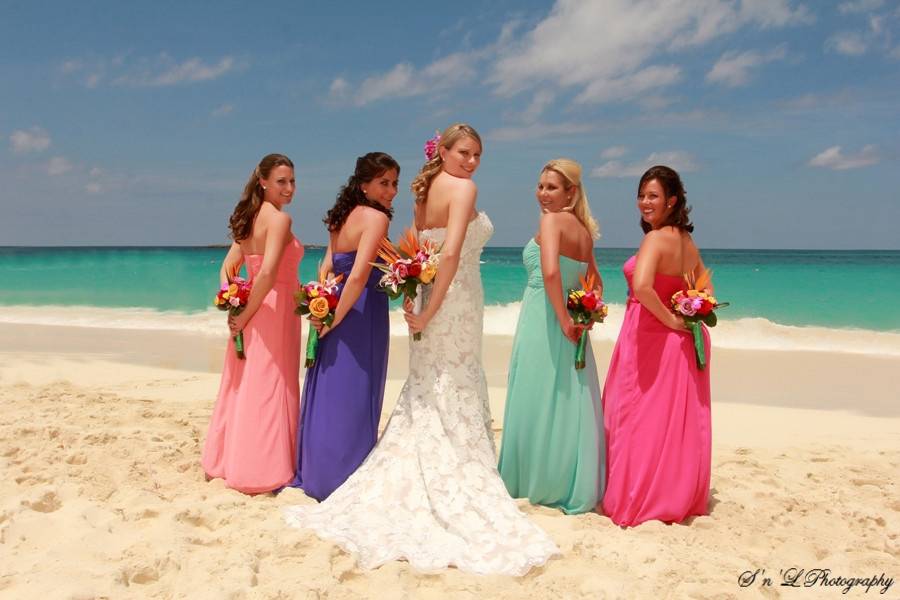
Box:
228 153 294 241
324 152 398 232
410 123 482 204
638 165 694 233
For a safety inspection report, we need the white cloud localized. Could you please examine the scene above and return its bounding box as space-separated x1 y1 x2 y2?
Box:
591 151 699 178
211 103 234 117
808 145 879 170
329 77 349 98
826 31 869 55
838 0 884 14
60 59 84 74
600 146 628 159
519 90 556 123
706 45 787 87
85 182 103 194
336 52 478 106
574 65 682 105
47 157 73 176
487 121 588 142
739 0 813 26
61 54 238 88
10 127 51 153
116 55 236 87
488 0 810 104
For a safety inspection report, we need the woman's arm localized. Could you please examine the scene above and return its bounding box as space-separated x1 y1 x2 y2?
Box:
586 245 603 298
405 179 476 335
632 232 687 331
229 212 292 334
320 209 389 335
220 242 244 286
321 239 334 279
539 214 581 343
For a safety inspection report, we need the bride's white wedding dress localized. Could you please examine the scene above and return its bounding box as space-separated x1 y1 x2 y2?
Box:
283 212 559 575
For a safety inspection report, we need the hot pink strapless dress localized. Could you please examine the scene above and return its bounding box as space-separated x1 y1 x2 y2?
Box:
601 255 711 525
202 238 303 493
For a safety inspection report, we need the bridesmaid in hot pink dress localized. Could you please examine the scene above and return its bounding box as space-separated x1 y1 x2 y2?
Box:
601 165 711 526
202 154 303 494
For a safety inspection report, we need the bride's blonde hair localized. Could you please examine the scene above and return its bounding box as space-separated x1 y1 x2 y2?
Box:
542 158 600 239
410 123 482 204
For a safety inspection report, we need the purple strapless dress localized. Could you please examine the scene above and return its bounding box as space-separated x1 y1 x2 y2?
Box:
289 251 389 500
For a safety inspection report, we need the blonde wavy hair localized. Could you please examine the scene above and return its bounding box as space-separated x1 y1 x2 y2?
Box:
542 158 600 239
410 123 482 204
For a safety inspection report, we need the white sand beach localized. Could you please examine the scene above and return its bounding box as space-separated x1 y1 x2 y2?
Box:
2 322 898 598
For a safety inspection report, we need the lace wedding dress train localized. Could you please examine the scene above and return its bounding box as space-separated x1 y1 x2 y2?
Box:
283 212 559 575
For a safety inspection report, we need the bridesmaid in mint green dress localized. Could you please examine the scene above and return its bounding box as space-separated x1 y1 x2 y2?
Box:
498 158 606 514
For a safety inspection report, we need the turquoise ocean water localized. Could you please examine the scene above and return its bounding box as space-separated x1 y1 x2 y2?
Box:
3 246 899 332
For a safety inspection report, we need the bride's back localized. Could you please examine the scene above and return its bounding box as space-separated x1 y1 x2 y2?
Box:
415 171 478 231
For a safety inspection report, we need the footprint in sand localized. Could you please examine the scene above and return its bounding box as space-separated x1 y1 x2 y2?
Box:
84 433 118 445
65 452 87 465
22 491 62 513
175 509 214 531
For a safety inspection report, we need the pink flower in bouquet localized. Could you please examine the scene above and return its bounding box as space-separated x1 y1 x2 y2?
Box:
393 261 409 279
582 291 599 311
677 296 698 316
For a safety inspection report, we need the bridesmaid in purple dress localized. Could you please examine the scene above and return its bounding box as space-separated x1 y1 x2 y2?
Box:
289 152 398 501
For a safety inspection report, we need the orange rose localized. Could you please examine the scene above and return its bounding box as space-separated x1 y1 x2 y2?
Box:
308 297 330 319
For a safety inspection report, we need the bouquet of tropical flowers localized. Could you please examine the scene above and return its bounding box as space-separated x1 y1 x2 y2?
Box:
295 269 343 368
567 272 608 370
371 228 440 341
671 269 728 370
214 277 252 359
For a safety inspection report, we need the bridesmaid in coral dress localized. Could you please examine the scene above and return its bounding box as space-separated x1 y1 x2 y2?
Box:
202 153 303 494
602 165 711 526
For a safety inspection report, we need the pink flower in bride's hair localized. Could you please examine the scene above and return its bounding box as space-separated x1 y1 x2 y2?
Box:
423 131 441 161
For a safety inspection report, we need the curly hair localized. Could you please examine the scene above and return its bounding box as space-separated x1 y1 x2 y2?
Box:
542 158 600 239
638 165 694 233
410 123 482 205
228 153 294 241
323 152 399 232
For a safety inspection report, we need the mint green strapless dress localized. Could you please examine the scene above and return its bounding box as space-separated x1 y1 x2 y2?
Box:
498 238 605 514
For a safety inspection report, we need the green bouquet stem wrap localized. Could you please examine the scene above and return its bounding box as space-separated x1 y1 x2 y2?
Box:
229 306 247 359
574 329 588 370
305 324 319 368
233 331 245 359
687 319 706 370
305 314 334 368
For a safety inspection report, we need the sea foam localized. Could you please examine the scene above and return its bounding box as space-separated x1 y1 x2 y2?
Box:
5 303 900 357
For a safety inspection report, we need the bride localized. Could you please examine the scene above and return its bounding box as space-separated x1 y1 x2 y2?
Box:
283 123 559 575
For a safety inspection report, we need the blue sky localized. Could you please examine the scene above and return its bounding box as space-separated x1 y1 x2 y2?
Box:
2 0 898 248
